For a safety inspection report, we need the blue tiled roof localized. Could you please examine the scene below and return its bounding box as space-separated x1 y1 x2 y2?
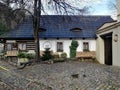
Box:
0 15 113 39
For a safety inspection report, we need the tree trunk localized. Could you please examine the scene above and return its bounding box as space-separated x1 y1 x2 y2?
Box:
34 0 41 63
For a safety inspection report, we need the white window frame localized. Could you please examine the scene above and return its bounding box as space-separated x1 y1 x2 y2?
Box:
57 42 63 52
7 43 12 51
83 42 89 51
18 43 26 51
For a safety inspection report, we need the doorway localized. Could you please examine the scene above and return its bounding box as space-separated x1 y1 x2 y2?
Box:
103 33 112 65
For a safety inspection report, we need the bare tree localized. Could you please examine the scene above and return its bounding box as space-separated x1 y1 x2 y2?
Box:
108 0 117 19
0 0 90 15
108 0 117 9
33 0 41 62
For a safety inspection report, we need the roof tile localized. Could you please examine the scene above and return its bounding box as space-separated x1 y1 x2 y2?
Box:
0 15 113 39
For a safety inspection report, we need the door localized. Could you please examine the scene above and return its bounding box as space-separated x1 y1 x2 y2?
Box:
104 36 112 65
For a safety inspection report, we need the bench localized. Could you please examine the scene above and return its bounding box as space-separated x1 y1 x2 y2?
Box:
76 51 96 60
5 51 18 61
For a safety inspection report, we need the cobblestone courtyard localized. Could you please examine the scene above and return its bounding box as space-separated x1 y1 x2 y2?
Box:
0 61 120 90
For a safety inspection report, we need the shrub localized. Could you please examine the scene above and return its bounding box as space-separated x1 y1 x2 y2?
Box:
69 40 79 58
27 53 35 59
1 50 5 54
17 52 27 58
60 52 67 58
41 48 53 61
0 22 8 35
53 54 59 58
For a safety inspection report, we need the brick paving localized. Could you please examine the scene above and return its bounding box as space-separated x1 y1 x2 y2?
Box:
0 60 120 90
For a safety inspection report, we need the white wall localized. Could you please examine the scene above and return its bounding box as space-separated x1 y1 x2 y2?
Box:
96 28 115 64
117 0 120 21
113 27 120 66
39 39 96 57
96 36 105 64
97 26 120 66
77 40 96 52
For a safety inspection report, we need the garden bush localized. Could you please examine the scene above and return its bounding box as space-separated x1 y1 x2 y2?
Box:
53 54 59 58
27 53 35 59
69 40 79 58
17 52 27 58
41 48 53 61
60 52 67 58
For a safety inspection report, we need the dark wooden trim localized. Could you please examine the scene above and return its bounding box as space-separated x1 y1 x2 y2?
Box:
4 40 35 51
39 28 46 32
2 38 34 40
100 32 113 39
104 34 112 65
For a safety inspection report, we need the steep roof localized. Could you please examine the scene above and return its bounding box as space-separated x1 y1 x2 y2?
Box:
96 21 120 34
0 15 113 39
98 21 117 30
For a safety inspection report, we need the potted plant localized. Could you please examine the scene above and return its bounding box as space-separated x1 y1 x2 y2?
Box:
26 53 35 64
17 52 29 69
41 48 53 61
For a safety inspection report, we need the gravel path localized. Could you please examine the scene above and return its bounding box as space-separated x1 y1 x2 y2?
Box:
17 61 120 90
0 61 120 90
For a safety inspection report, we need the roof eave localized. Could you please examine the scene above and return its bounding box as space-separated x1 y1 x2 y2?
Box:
96 22 120 34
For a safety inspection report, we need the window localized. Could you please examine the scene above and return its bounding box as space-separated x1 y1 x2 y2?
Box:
18 43 26 51
13 43 17 49
7 44 12 51
57 42 63 52
70 28 82 32
6 43 17 51
83 42 89 51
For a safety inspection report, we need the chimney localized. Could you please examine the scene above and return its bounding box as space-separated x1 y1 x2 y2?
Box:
117 0 120 21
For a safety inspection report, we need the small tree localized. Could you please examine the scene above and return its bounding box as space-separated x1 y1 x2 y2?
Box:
69 40 79 58
41 48 53 61
0 22 8 35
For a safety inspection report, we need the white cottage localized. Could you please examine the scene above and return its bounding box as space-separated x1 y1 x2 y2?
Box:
0 15 113 58
96 0 120 66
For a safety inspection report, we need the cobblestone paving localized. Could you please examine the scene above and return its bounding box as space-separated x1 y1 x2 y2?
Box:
0 60 120 90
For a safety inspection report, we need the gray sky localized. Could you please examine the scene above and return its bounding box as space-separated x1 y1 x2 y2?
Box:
0 0 117 19
42 0 117 19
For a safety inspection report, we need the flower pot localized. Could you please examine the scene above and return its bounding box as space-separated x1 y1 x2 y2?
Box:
17 58 29 69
